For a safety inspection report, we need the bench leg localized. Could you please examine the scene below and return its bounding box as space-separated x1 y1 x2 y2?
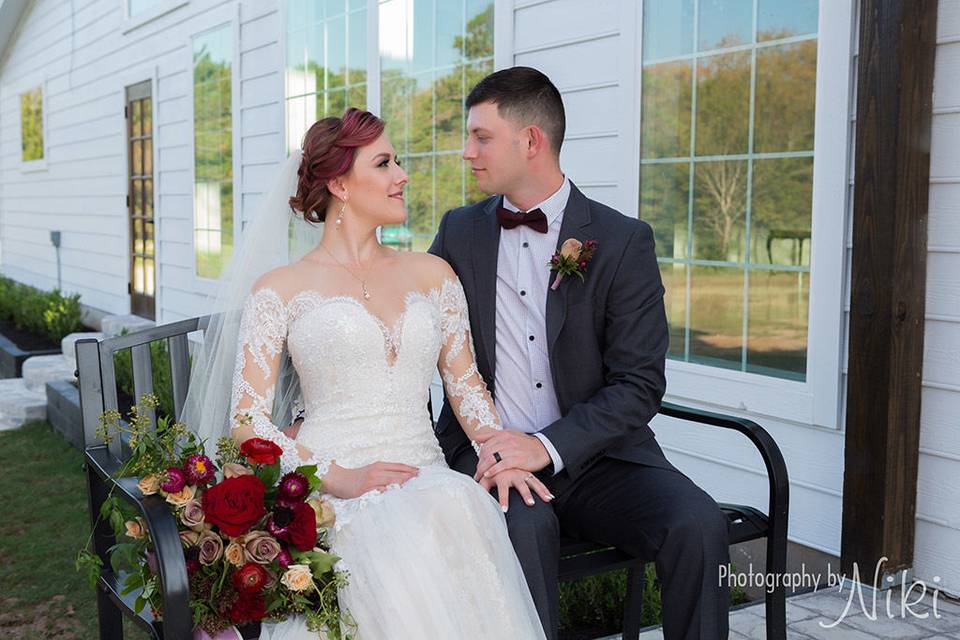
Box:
96 583 123 640
765 584 786 640
622 563 645 640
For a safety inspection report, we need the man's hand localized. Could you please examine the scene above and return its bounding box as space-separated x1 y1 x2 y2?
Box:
479 468 554 511
473 429 552 481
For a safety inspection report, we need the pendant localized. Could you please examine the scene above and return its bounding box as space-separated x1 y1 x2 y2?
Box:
362 283 371 300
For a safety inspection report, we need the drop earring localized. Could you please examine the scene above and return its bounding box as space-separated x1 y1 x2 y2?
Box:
336 198 346 229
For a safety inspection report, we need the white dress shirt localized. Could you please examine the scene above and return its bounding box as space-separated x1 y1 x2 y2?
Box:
494 177 571 473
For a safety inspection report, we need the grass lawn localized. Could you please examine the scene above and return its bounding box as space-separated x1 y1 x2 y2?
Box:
0 421 148 639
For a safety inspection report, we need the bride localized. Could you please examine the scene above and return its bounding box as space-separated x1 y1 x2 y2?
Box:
184 108 548 639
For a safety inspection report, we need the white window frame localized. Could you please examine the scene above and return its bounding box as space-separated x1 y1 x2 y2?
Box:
122 0 189 34
187 4 241 297
633 0 856 430
12 75 49 173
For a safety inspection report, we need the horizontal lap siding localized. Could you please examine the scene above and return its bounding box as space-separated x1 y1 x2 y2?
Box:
0 0 283 324
914 0 960 596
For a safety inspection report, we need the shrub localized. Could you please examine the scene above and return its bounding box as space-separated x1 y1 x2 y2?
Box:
0 275 84 342
113 329 177 422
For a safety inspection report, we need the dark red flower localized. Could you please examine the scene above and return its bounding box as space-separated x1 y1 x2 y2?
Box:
277 471 309 503
233 562 269 594
276 546 293 568
183 454 216 485
229 593 267 623
267 503 317 552
202 475 266 537
160 467 186 493
240 438 284 465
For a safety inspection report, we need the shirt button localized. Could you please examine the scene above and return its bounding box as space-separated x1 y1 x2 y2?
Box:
536 382 543 389
520 290 526 296
529 335 535 341
522 242 529 248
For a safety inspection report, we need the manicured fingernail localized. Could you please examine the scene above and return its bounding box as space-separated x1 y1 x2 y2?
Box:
501 505 509 513
548 494 556 500
526 499 534 506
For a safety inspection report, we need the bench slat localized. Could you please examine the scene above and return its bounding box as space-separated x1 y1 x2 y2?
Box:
168 334 190 422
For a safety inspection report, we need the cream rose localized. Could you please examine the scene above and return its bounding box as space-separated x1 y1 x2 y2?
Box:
222 462 254 479
165 484 196 507
560 238 583 259
138 475 160 496
179 530 200 547
244 530 281 564
180 499 205 530
124 517 147 539
225 540 246 567
281 564 314 592
307 498 336 529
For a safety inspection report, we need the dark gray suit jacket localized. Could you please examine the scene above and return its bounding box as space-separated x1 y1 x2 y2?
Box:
428 182 675 486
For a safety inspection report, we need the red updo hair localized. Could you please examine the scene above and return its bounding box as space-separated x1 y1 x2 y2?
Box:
289 108 386 223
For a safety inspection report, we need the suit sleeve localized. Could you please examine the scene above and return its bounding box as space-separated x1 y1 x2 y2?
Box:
538 222 669 481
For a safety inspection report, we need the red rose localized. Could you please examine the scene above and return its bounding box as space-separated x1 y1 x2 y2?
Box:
233 562 269 594
240 438 284 465
267 502 317 552
202 475 266 537
229 593 267 624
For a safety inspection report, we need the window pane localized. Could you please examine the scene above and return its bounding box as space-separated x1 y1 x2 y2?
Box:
641 61 692 159
689 265 743 369
133 218 144 256
640 163 689 259
287 27 308 97
143 99 152 134
348 9 368 86
751 157 813 267
754 41 817 153
758 0 818 41
692 160 747 262
193 24 233 279
20 87 44 162
698 0 753 52
144 138 153 176
643 0 694 60
695 51 751 156
132 140 143 176
379 2 494 250
659 262 688 358
132 100 142 137
328 14 346 89
747 269 808 378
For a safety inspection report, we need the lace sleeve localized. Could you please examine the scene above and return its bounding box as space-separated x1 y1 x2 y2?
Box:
230 287 328 477
436 277 502 452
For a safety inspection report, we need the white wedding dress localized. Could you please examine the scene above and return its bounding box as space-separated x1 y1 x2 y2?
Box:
229 274 546 639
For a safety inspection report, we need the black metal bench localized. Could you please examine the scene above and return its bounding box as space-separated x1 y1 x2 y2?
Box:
78 318 788 640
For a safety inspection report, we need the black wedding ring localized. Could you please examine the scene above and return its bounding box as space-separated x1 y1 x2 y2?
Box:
493 451 503 463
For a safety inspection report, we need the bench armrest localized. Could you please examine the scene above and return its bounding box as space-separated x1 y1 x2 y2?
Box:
86 446 193 639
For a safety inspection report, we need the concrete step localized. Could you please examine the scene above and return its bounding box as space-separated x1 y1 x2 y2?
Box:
62 331 105 370
101 314 154 337
22 354 75 393
0 378 47 426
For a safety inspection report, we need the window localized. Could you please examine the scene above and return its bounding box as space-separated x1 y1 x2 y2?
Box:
378 0 495 251
192 24 234 279
285 0 369 152
639 0 819 382
20 86 44 162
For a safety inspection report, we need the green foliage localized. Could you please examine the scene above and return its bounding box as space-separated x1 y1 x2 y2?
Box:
20 86 44 162
113 330 178 421
559 565 662 633
0 275 84 343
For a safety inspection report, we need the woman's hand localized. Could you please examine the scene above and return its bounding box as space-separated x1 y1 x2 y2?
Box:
478 468 554 512
321 461 420 499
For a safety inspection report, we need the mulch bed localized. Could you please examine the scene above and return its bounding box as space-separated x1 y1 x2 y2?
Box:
0 320 60 352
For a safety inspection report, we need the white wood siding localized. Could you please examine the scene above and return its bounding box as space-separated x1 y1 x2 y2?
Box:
914 0 960 597
0 0 285 324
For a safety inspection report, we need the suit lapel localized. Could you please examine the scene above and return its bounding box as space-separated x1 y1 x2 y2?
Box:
546 183 593 358
472 197 502 386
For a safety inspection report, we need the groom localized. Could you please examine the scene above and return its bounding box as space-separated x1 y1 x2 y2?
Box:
429 66 731 639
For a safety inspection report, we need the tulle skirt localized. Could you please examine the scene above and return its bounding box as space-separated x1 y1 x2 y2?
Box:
259 466 545 640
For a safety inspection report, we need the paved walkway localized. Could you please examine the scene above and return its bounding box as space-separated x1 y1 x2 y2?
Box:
625 585 960 639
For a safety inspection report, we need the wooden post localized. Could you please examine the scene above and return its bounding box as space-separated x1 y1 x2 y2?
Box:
843 0 938 580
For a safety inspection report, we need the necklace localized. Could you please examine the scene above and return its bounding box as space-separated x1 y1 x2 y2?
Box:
318 243 374 300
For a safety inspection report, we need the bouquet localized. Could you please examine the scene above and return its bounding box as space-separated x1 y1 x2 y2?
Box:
77 394 352 638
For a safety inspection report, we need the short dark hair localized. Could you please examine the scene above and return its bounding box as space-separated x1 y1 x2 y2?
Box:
465 66 566 155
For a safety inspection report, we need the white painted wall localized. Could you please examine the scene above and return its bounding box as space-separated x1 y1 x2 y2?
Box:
913 0 960 598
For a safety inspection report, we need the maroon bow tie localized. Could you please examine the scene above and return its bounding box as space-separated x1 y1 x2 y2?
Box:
496 206 549 233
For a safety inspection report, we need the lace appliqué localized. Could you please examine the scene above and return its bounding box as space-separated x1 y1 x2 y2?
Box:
433 278 502 448
230 287 330 477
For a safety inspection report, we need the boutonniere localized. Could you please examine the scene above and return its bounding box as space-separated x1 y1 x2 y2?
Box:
547 238 598 290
